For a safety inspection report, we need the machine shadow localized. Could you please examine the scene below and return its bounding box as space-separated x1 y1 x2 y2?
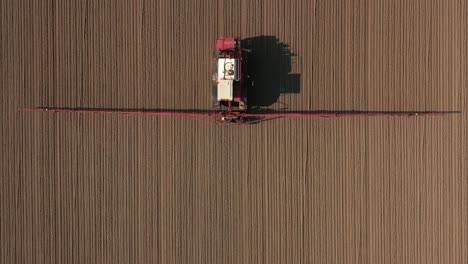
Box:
242 36 300 108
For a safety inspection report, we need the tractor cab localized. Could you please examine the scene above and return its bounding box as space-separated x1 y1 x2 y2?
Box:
216 58 239 101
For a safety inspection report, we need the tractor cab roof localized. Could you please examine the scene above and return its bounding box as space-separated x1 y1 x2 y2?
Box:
217 58 239 81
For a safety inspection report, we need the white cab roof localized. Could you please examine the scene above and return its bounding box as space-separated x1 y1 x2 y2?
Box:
217 80 233 101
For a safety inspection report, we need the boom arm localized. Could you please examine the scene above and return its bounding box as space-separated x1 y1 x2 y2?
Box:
18 107 458 124
17 107 216 117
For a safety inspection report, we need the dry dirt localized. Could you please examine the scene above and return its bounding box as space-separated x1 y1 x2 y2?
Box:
1 0 467 263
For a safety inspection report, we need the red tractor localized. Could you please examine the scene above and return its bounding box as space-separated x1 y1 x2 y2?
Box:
212 37 248 114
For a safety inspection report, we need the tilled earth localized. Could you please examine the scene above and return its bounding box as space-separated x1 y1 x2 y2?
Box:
1 0 467 263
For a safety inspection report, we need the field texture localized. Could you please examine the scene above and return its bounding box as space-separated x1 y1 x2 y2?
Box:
1 0 467 263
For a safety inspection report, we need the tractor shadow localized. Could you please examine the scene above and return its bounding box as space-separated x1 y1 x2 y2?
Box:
242 36 300 108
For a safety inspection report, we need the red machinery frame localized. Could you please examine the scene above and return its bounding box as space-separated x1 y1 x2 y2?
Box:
213 37 245 113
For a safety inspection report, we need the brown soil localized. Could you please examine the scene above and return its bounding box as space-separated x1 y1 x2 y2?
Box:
1 0 467 263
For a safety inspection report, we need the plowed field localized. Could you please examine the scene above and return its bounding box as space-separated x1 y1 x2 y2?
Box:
1 0 467 263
